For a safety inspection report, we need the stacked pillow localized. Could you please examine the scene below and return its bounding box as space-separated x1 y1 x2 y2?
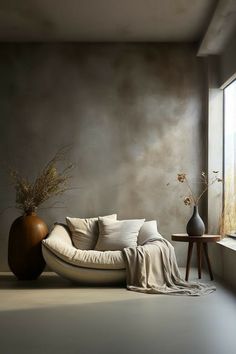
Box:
66 214 161 251
66 214 117 250
137 220 162 245
95 218 145 251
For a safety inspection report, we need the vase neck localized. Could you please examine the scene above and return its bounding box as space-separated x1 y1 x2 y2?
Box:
25 211 37 216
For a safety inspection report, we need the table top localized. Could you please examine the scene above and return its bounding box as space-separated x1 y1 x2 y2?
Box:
171 234 221 242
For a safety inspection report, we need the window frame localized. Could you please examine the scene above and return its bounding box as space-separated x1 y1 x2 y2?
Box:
223 79 236 235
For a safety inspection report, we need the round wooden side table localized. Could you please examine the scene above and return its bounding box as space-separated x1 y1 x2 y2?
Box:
171 234 221 281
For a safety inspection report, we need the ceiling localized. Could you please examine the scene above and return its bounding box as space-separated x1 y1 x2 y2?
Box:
0 0 217 42
198 0 236 55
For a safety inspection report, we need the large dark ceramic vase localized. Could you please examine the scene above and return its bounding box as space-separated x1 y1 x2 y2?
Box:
8 212 48 280
186 205 205 236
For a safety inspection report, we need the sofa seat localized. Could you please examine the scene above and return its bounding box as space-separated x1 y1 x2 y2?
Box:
42 224 126 284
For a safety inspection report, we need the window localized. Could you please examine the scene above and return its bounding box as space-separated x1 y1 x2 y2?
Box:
223 79 236 234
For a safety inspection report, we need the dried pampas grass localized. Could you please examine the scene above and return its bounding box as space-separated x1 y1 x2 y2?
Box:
220 176 236 235
10 147 73 214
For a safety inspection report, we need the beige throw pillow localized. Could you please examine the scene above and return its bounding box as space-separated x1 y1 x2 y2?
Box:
95 218 145 251
137 220 163 245
66 214 117 250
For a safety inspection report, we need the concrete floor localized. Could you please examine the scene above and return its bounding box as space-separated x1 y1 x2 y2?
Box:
0 269 236 354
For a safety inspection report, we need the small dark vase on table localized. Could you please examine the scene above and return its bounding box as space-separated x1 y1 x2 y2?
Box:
186 205 205 236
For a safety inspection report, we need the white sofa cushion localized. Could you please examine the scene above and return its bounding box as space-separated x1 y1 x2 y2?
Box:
137 220 163 245
42 224 125 270
66 214 117 250
95 218 145 251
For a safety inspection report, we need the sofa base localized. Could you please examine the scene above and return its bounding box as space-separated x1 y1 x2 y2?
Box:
42 246 127 285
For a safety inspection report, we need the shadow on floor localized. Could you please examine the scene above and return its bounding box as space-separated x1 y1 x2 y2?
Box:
0 272 126 290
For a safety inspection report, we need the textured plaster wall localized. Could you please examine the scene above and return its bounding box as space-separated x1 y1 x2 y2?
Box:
207 56 223 235
220 30 236 86
0 43 206 271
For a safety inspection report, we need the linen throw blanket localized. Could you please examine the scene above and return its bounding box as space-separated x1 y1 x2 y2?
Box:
123 239 216 296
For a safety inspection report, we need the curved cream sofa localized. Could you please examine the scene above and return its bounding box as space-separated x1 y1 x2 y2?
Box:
42 224 126 284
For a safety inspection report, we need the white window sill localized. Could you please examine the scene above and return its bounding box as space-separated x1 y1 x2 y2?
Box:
217 236 236 251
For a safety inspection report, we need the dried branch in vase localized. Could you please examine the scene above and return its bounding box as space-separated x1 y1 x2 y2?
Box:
177 171 222 207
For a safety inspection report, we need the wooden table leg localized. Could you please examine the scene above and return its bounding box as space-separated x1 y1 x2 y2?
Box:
196 242 202 279
185 241 194 281
203 243 214 280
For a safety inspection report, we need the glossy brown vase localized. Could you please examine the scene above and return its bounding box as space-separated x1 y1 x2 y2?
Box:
8 212 48 280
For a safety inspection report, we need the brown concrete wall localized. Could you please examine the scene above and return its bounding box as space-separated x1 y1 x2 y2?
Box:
0 43 206 270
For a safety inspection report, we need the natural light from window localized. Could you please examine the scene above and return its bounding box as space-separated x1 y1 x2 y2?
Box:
224 79 236 234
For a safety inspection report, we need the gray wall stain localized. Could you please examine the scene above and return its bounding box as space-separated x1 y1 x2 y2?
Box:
0 43 206 270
